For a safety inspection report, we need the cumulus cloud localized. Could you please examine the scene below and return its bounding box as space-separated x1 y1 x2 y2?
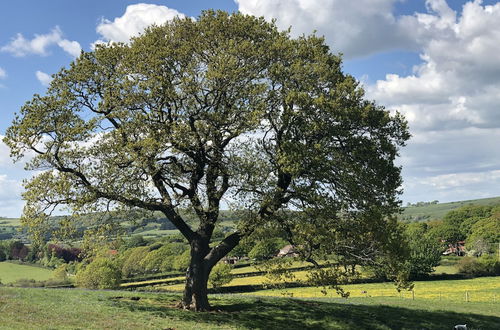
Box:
236 0 421 58
367 1 500 132
1 26 81 57
35 70 53 87
95 3 186 43
0 137 11 167
0 174 24 218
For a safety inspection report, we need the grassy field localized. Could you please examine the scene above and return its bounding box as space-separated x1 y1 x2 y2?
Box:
433 256 461 275
0 286 499 329
245 276 500 303
157 272 500 304
0 218 21 226
126 256 463 291
0 262 54 284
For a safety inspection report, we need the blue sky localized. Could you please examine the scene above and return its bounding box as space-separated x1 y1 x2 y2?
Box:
1 0 500 216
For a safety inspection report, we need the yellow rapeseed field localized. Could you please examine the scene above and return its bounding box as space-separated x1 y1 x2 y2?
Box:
247 276 500 303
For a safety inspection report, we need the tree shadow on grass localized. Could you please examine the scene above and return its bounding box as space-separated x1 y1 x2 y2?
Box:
110 295 500 330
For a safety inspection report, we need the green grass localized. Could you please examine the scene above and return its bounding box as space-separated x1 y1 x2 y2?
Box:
244 276 500 303
0 217 21 226
433 256 461 275
0 261 54 284
0 287 498 329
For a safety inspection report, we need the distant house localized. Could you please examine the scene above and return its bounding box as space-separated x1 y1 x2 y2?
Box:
443 241 466 256
277 245 299 258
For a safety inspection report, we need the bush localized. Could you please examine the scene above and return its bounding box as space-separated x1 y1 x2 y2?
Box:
457 255 500 277
75 257 122 289
173 249 191 271
120 246 150 277
248 239 282 261
125 235 148 248
52 264 68 281
209 263 233 289
142 243 188 273
10 278 72 288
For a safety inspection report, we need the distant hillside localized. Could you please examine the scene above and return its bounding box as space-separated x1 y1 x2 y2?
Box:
0 210 240 241
399 196 500 222
0 217 22 240
4 196 500 240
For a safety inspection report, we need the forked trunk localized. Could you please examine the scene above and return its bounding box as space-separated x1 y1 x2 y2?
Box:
182 239 211 311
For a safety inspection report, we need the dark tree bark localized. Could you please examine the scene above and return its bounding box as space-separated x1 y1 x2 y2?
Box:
181 232 242 310
182 237 211 311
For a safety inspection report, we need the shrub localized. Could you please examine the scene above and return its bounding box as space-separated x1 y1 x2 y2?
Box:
120 246 149 277
125 235 147 248
457 255 500 276
75 257 122 289
142 243 188 273
209 263 233 289
47 244 82 263
52 264 68 281
248 239 282 261
9 241 29 260
173 249 191 271
10 278 71 288
477 254 500 275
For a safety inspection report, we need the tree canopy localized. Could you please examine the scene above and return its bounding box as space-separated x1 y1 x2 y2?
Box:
4 10 410 311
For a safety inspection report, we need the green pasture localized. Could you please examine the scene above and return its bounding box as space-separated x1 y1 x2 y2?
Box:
0 261 54 284
0 287 498 329
245 276 500 303
0 218 21 226
433 256 461 275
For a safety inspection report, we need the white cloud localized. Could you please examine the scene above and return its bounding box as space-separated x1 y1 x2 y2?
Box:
1 26 81 58
0 174 22 199
236 0 421 59
420 170 500 190
367 1 500 132
96 3 185 43
0 174 24 218
0 137 11 166
57 39 82 58
35 70 53 87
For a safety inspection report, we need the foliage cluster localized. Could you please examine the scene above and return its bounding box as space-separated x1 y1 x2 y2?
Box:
75 257 122 289
118 242 189 277
208 263 233 288
403 222 442 279
456 255 500 277
0 240 29 261
426 204 500 253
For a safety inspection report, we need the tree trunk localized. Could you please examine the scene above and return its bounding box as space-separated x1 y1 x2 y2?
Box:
180 232 242 311
182 238 211 311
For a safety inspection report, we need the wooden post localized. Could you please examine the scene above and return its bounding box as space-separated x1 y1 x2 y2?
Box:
465 291 469 302
412 290 415 300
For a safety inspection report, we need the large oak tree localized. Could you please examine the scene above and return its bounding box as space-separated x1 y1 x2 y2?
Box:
4 11 410 310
